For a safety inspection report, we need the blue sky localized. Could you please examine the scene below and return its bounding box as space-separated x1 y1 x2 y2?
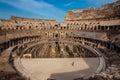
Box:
0 0 117 22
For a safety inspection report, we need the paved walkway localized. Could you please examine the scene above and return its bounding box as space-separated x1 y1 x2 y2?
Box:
18 58 99 80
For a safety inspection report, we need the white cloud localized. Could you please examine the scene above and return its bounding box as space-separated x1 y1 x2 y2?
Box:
64 2 73 7
0 0 66 21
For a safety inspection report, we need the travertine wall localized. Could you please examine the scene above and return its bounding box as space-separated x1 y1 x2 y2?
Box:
65 0 120 21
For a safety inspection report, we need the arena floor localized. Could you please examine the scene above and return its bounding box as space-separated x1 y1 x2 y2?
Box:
18 58 100 80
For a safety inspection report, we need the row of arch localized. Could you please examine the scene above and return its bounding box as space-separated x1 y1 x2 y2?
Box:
71 36 120 53
0 24 120 31
0 36 41 56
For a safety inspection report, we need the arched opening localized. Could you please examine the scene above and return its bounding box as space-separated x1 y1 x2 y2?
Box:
98 25 101 30
55 33 59 44
101 26 104 30
54 25 58 29
55 33 58 38
0 27 2 30
29 26 31 29
16 26 19 30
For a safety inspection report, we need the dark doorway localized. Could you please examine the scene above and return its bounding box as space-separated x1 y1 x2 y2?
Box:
55 34 58 38
55 34 59 44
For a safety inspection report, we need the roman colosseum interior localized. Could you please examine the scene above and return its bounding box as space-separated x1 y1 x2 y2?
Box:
0 0 120 80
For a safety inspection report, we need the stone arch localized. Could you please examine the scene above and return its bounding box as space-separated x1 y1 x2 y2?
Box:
16 25 19 30
109 26 114 30
71 23 73 26
20 26 23 30
84 24 87 30
36 26 38 30
67 23 70 28
94 26 97 30
63 26 66 29
54 24 59 30
98 25 101 30
101 26 104 30
29 26 31 29
81 23 85 29
66 26 69 30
